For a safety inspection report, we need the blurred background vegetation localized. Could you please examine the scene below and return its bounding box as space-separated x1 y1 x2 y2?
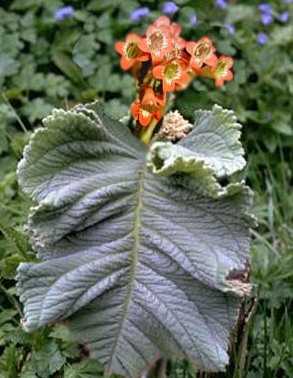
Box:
0 0 292 377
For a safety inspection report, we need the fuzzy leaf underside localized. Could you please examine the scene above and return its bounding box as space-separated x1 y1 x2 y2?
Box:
17 102 253 377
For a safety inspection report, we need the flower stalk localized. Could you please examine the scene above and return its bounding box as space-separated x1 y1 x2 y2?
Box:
140 118 159 145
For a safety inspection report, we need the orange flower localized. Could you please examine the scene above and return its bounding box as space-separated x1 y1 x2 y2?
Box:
153 16 171 28
152 59 190 92
169 22 181 39
130 88 165 126
186 37 218 69
115 33 149 70
154 17 184 52
173 36 186 51
138 23 173 65
212 55 234 87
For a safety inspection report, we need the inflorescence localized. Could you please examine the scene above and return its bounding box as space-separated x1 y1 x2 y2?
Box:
115 16 234 138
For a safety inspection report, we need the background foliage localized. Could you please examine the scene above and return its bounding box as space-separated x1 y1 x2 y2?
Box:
0 0 292 377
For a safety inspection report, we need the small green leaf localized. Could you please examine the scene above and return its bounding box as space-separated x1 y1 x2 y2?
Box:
0 254 26 278
73 35 101 77
226 5 255 23
30 339 66 377
0 309 18 326
50 324 72 342
271 24 293 46
64 359 104 378
0 221 30 257
22 98 54 123
52 50 84 85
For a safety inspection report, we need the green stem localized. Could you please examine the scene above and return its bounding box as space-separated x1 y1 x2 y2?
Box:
1 92 28 134
140 118 159 145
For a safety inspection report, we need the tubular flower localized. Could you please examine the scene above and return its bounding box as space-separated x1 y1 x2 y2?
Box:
212 55 234 87
138 23 173 65
153 59 190 92
186 37 218 69
115 33 149 70
130 88 165 126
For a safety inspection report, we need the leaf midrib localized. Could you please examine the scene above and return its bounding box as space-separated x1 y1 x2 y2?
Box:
108 163 145 369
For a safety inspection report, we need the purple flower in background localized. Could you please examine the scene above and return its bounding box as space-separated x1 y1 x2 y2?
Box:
130 7 150 22
283 0 293 4
162 2 179 15
258 3 272 13
54 6 74 21
215 0 227 9
190 13 198 26
279 11 290 22
223 23 235 35
261 12 273 25
257 32 268 45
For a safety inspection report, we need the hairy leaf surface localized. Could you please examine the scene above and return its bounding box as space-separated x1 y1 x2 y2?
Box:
148 105 246 198
17 102 253 377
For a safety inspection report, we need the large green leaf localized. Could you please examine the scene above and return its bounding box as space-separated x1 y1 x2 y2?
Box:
148 105 246 198
17 102 253 377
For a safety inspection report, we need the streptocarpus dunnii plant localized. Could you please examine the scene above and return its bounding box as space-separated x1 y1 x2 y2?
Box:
16 16 255 377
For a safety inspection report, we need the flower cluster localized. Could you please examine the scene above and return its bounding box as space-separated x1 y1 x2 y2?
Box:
115 16 234 129
256 2 291 45
258 2 291 27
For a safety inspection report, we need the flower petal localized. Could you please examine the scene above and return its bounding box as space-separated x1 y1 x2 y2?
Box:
120 55 134 70
215 78 224 87
139 111 152 126
163 78 176 92
137 38 150 53
225 70 233 81
152 65 165 80
115 41 126 55
205 53 218 67
154 16 171 27
186 41 197 56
